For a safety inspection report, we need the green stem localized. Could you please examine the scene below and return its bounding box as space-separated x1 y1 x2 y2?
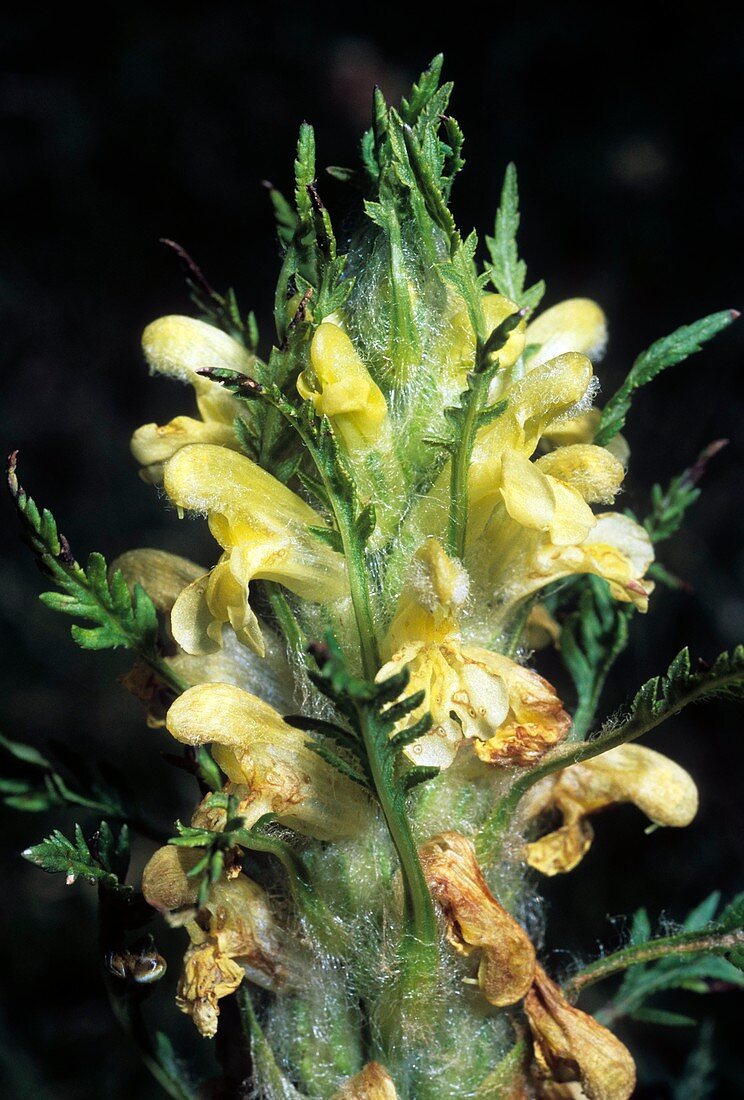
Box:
447 371 487 560
334 498 380 679
359 709 438 969
264 581 307 666
564 929 744 1001
237 985 303 1099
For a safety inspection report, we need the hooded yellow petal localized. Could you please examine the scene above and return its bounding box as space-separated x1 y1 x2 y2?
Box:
163 443 347 606
420 832 536 1006
536 445 625 505
166 683 369 839
526 744 698 876
525 299 607 369
445 292 526 378
525 965 635 1100
142 315 251 424
331 1063 399 1099
299 322 388 451
385 538 470 653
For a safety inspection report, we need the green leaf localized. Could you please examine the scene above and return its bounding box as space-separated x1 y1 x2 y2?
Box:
595 310 737 446
23 822 131 892
7 455 182 694
642 439 728 545
485 163 544 313
560 577 632 741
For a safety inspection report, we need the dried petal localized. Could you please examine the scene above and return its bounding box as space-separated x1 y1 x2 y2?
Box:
110 549 204 613
176 942 244 1038
331 1062 400 1099
525 965 635 1100
142 845 201 915
472 655 570 767
419 832 535 1006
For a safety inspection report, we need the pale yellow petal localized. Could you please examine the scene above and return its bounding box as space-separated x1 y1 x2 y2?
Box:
536 445 625 504
131 416 240 483
142 314 251 424
501 450 557 530
525 299 607 369
166 684 369 839
546 479 597 547
301 322 387 451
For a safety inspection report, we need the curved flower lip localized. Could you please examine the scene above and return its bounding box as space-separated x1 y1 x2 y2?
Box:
525 744 699 876
131 416 239 484
331 1062 399 1099
378 540 569 770
420 831 536 1007
525 964 636 1100
166 682 370 839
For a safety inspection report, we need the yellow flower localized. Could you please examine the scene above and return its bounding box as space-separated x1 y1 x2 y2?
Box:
419 832 536 1007
142 846 292 1037
463 357 654 623
444 291 526 385
166 683 370 839
377 540 569 768
132 315 252 481
298 322 388 452
525 744 699 876
331 1063 399 1099
524 298 607 371
525 964 636 1100
163 443 347 656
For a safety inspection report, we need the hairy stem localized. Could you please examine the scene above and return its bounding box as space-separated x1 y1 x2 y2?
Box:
564 929 744 1000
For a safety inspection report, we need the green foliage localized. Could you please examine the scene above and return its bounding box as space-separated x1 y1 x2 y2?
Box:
595 309 737 446
0 731 140 822
485 163 545 313
23 821 131 891
642 438 728 546
672 1021 716 1100
8 453 161 654
592 895 744 1027
560 577 633 741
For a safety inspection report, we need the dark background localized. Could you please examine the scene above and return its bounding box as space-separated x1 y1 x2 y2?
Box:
1 3 742 1096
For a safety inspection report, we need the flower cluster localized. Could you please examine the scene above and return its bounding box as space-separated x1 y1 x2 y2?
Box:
12 55 741 1100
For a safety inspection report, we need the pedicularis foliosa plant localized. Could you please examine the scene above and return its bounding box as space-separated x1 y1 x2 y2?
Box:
7 57 744 1100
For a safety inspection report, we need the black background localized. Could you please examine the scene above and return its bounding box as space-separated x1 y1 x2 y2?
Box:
1 3 743 1096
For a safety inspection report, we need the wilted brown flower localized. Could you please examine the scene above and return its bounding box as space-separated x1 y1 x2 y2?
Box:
419 832 535 1006
331 1062 399 1099
525 964 635 1100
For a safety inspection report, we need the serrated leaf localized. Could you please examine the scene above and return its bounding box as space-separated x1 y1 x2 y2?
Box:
595 310 737 446
485 163 544 313
23 822 131 892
